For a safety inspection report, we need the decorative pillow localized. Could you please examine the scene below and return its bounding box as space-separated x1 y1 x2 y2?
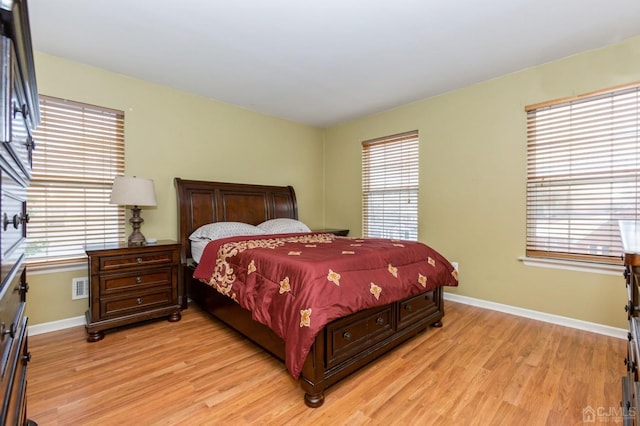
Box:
257 218 311 234
189 222 266 241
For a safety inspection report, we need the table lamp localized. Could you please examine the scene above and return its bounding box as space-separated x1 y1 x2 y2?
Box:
109 176 157 245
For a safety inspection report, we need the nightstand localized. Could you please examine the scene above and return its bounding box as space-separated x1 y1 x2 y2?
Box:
85 240 182 342
314 229 349 236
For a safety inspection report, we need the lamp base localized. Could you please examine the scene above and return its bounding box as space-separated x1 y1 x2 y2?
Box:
128 206 147 246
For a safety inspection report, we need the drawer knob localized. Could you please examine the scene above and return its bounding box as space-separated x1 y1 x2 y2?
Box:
376 317 384 325
136 297 143 305
22 351 31 364
342 331 351 341
625 302 637 315
136 257 143 264
13 102 27 119
1 322 16 339
25 135 35 152
405 304 413 311
625 357 636 372
11 214 19 229
136 276 142 284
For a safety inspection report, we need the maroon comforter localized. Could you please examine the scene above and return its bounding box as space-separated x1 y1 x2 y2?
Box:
194 232 458 377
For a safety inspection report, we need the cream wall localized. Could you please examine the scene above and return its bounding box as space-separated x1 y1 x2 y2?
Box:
27 37 640 330
26 52 325 325
324 36 640 329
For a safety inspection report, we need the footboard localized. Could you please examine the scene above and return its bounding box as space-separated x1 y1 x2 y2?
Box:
186 262 444 407
300 287 444 407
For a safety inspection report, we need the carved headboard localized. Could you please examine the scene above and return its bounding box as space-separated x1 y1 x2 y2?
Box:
174 178 298 264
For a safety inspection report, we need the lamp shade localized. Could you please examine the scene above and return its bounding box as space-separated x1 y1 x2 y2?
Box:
109 176 157 207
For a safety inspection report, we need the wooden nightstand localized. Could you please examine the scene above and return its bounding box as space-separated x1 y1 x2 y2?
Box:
313 229 349 236
85 240 182 342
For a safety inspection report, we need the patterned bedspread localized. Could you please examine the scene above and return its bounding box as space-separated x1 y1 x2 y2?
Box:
193 232 458 377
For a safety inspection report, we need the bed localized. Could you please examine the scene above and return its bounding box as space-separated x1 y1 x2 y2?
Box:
175 178 458 407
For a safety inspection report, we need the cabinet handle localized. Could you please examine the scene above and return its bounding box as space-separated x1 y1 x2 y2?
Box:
22 352 31 364
376 317 384 325
135 276 142 284
11 214 19 229
19 213 29 224
136 297 143 305
136 257 143 264
2 213 8 231
342 331 351 341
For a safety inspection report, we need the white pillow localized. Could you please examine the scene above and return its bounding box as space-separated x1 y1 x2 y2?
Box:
257 218 311 234
189 222 266 241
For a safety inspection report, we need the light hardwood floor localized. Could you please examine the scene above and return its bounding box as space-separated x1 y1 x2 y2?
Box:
26 301 626 425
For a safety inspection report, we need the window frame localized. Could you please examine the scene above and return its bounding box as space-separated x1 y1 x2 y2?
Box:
361 130 419 241
525 81 640 265
26 95 126 266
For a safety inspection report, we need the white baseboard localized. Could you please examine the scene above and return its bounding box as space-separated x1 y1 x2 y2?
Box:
28 315 85 336
444 292 627 340
27 294 628 340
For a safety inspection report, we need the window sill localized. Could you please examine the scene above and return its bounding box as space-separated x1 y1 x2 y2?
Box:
518 256 623 276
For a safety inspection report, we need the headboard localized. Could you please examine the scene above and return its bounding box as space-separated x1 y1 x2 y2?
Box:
174 178 298 264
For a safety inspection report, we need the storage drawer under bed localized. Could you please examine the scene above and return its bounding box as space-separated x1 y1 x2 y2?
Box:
398 291 438 330
326 305 395 369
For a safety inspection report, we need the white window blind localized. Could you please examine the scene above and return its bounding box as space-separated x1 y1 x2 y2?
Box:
362 130 419 241
526 83 640 264
26 95 125 265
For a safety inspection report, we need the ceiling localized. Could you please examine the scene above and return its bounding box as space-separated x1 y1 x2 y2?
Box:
28 0 640 128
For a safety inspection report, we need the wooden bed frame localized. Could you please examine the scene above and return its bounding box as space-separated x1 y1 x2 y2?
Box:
175 178 445 407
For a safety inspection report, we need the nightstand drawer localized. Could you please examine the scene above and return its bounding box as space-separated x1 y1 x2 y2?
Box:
98 250 176 272
100 268 173 295
100 289 173 318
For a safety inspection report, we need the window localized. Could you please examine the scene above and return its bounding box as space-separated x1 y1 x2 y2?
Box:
26 95 125 265
526 83 640 265
362 130 419 241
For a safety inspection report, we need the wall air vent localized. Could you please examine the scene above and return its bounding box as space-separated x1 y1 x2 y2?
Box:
72 277 89 300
